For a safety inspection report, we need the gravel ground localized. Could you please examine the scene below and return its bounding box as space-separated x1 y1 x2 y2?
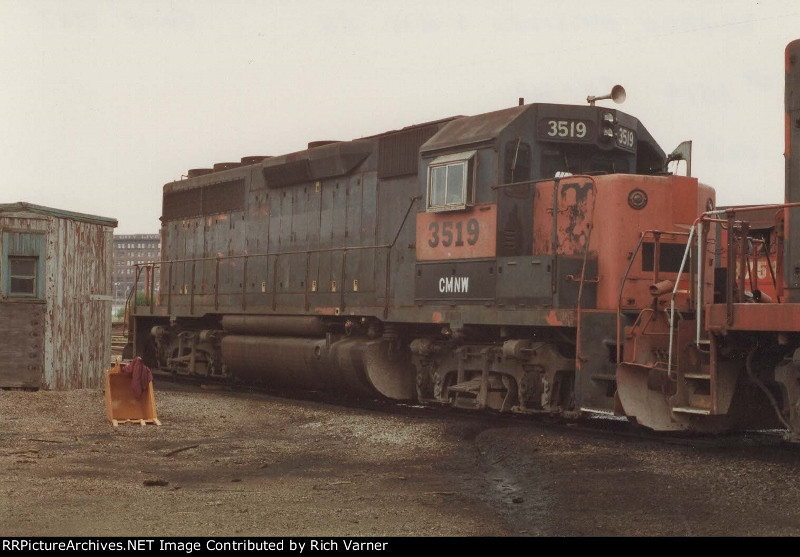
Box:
1 379 800 538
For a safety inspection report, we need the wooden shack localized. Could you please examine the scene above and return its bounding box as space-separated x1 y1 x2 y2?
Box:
0 202 117 389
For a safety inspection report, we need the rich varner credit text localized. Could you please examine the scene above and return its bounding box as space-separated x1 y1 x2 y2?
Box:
3 539 388 552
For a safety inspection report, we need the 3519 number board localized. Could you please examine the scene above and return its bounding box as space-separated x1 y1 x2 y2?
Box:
415 204 497 261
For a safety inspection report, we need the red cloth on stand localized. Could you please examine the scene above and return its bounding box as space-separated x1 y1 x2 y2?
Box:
121 357 154 399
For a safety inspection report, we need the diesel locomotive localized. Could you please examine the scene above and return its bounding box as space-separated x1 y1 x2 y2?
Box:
126 38 800 440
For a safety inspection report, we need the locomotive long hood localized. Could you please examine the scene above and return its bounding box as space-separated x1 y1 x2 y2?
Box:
261 140 372 187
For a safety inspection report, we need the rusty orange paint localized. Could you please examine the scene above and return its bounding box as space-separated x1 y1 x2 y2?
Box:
205 214 228 226
416 204 497 261
431 311 444 323
706 303 800 332
716 213 780 302
670 179 701 225
533 179 597 256
555 180 594 256
536 174 716 311
545 310 573 326
532 185 554 255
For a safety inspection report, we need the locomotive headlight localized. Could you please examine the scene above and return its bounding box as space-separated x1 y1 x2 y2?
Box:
600 112 615 141
600 112 616 141
628 188 648 210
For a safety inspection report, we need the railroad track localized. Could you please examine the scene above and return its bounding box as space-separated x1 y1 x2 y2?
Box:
149 370 795 452
111 322 127 357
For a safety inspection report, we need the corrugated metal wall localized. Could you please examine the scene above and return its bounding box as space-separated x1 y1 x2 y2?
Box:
0 210 115 389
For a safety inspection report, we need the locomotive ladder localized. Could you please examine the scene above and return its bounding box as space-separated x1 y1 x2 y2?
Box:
666 221 712 415
617 228 716 417
673 206 789 420
667 207 784 417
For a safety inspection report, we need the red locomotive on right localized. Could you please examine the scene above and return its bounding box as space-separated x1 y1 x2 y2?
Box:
617 39 800 440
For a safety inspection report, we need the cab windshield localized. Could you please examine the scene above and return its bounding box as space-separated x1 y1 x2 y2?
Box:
540 146 631 178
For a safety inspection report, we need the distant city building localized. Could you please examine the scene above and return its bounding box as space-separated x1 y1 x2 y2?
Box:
113 234 160 310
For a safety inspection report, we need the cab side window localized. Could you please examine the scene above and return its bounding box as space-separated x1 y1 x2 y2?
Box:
426 151 476 212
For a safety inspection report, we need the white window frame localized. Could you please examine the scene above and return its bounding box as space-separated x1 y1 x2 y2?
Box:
426 150 476 212
8 256 38 298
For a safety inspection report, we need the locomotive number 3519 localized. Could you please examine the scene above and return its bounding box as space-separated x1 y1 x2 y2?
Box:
545 119 588 139
427 218 480 248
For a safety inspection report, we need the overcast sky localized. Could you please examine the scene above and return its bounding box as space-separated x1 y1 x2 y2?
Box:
1 0 799 234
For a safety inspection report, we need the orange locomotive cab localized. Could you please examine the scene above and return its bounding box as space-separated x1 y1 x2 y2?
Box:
527 172 719 423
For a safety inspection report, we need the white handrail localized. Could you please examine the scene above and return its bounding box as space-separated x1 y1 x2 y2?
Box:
668 223 696 376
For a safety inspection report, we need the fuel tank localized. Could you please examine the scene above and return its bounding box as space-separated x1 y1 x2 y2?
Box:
220 335 416 401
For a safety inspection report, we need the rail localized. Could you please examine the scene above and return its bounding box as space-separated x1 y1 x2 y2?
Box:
683 203 797 327
664 202 800 373
667 226 696 377
129 195 421 319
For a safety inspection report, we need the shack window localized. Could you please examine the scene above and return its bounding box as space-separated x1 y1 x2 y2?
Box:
9 256 37 297
426 150 476 211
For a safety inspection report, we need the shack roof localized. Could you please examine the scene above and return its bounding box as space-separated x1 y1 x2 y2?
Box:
0 202 117 228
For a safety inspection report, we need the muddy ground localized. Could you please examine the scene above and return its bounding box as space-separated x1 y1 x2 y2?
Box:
1 379 800 539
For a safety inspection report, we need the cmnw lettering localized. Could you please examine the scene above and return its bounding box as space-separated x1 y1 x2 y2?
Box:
438 276 469 293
